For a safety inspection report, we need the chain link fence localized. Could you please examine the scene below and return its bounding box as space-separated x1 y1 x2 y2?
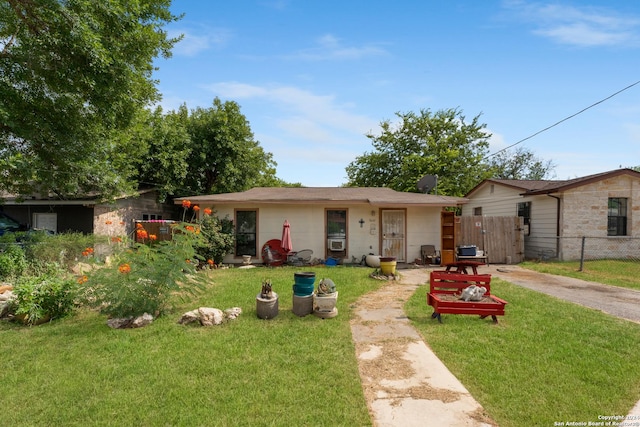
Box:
525 236 640 264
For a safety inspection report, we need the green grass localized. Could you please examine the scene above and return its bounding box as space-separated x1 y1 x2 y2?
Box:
4 265 640 427
0 266 382 427
406 277 640 427
520 259 640 290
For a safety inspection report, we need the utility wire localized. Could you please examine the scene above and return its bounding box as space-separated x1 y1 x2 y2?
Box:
484 79 640 160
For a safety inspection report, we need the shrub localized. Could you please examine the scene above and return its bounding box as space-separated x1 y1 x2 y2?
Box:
23 232 101 272
0 243 28 279
82 222 208 319
196 213 235 265
7 272 78 325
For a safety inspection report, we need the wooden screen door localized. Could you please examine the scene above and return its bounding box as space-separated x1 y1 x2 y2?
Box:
381 209 405 262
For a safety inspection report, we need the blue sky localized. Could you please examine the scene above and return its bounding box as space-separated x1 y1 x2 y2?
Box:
154 0 640 187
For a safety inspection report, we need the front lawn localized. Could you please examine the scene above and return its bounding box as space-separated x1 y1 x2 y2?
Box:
406 277 640 427
0 266 381 427
3 265 639 427
520 259 640 291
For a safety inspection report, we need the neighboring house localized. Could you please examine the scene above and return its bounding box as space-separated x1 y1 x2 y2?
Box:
0 189 175 237
461 168 640 261
175 187 466 265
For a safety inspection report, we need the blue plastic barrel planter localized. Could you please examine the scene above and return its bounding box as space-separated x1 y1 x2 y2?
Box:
293 271 316 296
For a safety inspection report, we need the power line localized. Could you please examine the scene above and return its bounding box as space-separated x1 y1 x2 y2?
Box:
484 79 640 160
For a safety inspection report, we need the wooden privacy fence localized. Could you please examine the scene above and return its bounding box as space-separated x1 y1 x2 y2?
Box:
455 216 525 264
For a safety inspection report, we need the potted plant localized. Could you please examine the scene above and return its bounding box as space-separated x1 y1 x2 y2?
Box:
256 279 278 319
313 278 338 318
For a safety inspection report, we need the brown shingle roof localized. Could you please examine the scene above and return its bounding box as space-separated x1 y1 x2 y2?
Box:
465 168 640 197
175 187 467 207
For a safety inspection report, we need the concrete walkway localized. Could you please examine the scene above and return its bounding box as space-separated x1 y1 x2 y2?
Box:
350 269 496 427
350 265 640 426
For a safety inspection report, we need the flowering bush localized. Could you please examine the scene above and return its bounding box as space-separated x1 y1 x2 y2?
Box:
8 271 78 325
180 201 235 265
82 222 208 319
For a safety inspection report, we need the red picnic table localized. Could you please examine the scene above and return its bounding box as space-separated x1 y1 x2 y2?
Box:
444 261 485 275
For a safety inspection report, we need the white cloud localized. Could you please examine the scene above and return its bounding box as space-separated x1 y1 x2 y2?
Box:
286 33 388 60
169 28 232 56
206 81 378 136
503 1 640 47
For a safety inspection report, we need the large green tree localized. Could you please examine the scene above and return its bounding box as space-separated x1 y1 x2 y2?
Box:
0 0 180 199
486 146 556 180
182 98 279 195
346 108 492 196
135 105 191 201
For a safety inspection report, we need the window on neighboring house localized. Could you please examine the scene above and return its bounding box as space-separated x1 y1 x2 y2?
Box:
608 198 627 236
235 210 257 256
142 214 163 221
517 201 531 236
473 207 482 216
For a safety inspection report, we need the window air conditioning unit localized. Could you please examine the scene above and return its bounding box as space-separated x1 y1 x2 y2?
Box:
327 238 345 251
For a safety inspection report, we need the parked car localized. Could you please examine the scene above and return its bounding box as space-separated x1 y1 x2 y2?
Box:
0 212 28 236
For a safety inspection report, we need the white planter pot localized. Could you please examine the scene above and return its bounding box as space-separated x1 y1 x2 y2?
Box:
365 255 381 268
314 291 338 312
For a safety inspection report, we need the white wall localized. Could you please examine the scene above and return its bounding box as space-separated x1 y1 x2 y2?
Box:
209 203 442 264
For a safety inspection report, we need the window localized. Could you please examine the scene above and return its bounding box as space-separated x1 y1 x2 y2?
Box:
235 210 257 256
142 214 162 220
608 198 627 236
473 207 482 216
517 201 531 236
326 209 347 255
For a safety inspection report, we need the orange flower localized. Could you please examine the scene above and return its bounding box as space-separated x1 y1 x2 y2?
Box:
185 259 191 264
118 263 131 274
82 247 94 257
204 208 212 215
77 275 88 284
193 205 200 212
181 200 191 209
185 225 195 232
149 234 157 241
136 229 148 239
111 236 122 243
136 223 144 229
207 259 214 266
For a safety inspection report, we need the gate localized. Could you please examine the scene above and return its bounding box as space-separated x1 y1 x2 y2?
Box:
456 216 524 264
381 209 405 262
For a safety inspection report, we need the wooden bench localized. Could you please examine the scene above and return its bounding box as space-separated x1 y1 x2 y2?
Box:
427 270 508 323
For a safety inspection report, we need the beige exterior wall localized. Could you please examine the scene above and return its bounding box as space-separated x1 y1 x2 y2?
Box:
461 183 521 216
463 183 559 259
207 203 443 265
559 174 640 260
94 192 174 238
464 174 640 261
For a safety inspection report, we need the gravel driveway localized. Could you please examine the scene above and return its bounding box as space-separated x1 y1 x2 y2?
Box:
484 264 640 323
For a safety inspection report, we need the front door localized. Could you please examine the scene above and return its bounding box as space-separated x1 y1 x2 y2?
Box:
381 209 405 262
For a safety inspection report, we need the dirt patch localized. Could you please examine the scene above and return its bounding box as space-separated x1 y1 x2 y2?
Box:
356 339 462 405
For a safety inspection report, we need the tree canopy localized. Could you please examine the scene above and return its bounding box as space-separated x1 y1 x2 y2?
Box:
0 0 180 199
486 146 556 180
133 99 281 198
346 108 492 196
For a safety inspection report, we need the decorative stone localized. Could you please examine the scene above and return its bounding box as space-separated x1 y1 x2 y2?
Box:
107 313 154 329
224 307 243 320
178 309 200 325
178 307 243 326
198 307 224 326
